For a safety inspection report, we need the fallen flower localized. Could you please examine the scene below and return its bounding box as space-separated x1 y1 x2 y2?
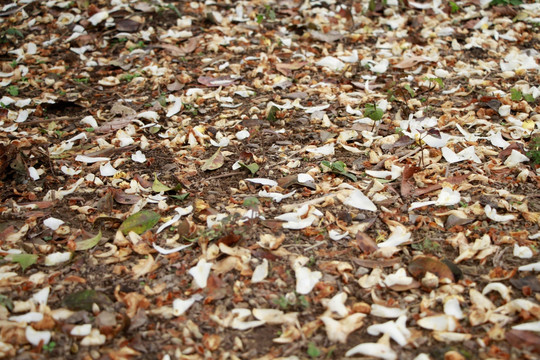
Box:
484 205 516 223
345 341 396 359
295 266 322 295
44 252 71 266
131 150 146 163
188 259 213 289
343 190 377 211
258 190 296 203
329 229 349 241
518 261 540 271
152 242 192 255
100 162 118 177
25 326 51 346
43 217 64 231
173 294 203 316
321 313 366 343
417 314 459 332
251 259 268 283
504 149 529 167
367 315 411 346
245 178 278 187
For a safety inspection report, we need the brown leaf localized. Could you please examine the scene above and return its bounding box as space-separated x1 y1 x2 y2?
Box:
112 188 142 204
355 232 378 254
394 55 429 69
116 18 142 32
506 330 540 353
198 75 238 87
352 258 400 268
498 142 524 160
408 255 455 282
401 164 418 197
275 62 307 76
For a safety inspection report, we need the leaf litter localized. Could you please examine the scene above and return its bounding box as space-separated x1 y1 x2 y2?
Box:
0 0 539 359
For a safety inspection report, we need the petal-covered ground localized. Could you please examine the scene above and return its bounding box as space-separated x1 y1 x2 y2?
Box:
0 0 539 359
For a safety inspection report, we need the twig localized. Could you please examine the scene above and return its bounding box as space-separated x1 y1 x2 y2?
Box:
397 147 421 162
205 171 243 181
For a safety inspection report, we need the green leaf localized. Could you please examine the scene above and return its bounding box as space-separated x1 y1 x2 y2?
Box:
243 196 260 208
169 193 189 200
523 93 534 103
511 88 523 101
5 253 38 271
307 342 321 358
239 162 259 175
75 230 102 251
364 104 384 121
331 160 346 173
201 149 224 171
267 105 279 122
152 174 172 192
119 210 160 235
403 84 415 98
0 294 13 311
62 289 112 311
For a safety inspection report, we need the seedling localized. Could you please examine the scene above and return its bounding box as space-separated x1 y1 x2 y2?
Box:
121 73 141 82
364 103 384 132
527 136 540 165
6 85 18 96
490 0 522 5
321 160 357 181
42 341 56 353
510 88 534 103
307 342 321 358
415 128 441 168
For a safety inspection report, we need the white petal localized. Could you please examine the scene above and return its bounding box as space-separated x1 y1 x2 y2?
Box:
173 294 203 316
378 227 411 248
88 11 109 26
28 167 40 180
484 205 516 223
504 150 529 167
61 165 82 176
512 321 540 332
345 342 397 359
138 111 159 121
444 298 464 319
371 304 407 319
188 259 213 288
383 268 413 286
80 329 106 346
43 217 64 230
44 252 71 266
153 242 192 255
367 315 410 346
236 130 250 140
99 162 118 177
329 229 349 241
417 314 458 331
295 266 322 294
489 131 510 148
514 244 533 259
251 259 268 283
80 116 98 128
518 261 540 271
245 178 278 187
131 150 146 163
75 155 110 163
297 173 314 183
259 190 295 203
71 324 92 336
316 56 345 71
343 190 377 211
9 312 44 323
326 292 349 318
25 326 51 346
33 287 50 305
435 187 460 206
305 143 335 156
166 98 183 117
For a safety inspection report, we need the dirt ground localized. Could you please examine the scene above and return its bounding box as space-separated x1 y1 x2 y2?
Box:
0 1 540 359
